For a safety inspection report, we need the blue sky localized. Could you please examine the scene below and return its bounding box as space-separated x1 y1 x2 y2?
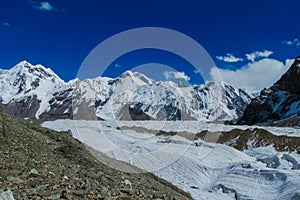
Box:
0 0 299 90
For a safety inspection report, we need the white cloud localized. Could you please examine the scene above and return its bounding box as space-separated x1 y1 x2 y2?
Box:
1 22 10 27
246 50 273 62
210 58 294 92
163 71 190 81
282 41 293 46
282 39 300 48
216 53 243 63
31 1 54 11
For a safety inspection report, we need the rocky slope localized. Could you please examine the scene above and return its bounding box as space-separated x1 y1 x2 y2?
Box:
238 56 300 126
0 112 191 199
0 61 252 122
119 125 300 154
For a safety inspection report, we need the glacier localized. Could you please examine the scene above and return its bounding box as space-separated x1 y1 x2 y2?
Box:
43 120 300 199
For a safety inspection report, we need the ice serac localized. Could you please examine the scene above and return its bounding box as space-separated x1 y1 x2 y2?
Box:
0 61 252 121
238 56 300 126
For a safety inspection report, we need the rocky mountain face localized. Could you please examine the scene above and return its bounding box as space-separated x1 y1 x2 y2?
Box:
0 112 191 199
0 61 68 118
238 56 300 126
0 61 252 121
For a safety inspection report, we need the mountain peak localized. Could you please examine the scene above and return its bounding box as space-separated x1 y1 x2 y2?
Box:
120 70 135 78
12 60 33 70
118 70 154 85
0 60 66 117
10 60 65 85
273 57 300 93
238 55 300 126
119 70 148 78
17 60 31 66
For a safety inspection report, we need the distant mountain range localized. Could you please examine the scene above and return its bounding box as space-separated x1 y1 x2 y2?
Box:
1 56 299 125
0 61 252 121
238 56 300 126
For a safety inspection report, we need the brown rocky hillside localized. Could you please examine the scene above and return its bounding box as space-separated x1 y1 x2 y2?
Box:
0 112 191 199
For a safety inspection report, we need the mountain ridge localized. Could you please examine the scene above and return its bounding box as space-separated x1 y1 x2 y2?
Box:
0 60 253 121
238 56 300 126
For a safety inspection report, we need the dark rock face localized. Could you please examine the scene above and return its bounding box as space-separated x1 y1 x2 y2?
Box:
120 104 152 120
238 56 300 126
3 95 40 118
163 104 181 120
39 89 73 120
275 58 300 94
231 88 253 117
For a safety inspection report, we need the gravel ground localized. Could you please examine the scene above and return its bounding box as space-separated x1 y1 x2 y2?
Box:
0 113 191 199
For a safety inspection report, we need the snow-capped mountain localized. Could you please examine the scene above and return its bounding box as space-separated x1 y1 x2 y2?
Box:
0 61 68 118
70 70 252 121
238 56 300 126
0 61 253 121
